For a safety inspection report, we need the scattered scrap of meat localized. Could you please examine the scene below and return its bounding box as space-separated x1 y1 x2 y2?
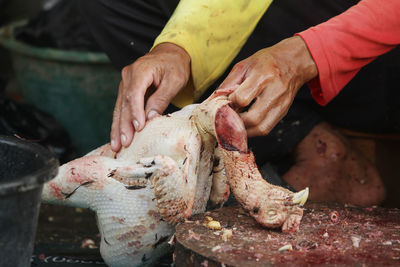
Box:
207 220 222 230
81 238 98 249
187 230 201 241
222 229 233 242
351 235 362 248
278 244 293 252
175 203 400 267
329 211 339 223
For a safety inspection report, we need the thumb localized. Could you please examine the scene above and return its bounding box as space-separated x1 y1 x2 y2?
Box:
213 61 248 100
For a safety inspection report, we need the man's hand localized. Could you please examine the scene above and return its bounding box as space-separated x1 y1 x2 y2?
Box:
217 36 318 137
111 43 191 152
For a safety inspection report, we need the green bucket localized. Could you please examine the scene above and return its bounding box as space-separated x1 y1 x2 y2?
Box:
0 23 120 156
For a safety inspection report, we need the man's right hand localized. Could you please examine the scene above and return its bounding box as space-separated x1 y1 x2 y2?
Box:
216 36 318 138
111 43 191 152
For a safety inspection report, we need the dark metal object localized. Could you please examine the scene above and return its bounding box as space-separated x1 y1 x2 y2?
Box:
175 203 400 267
0 135 58 267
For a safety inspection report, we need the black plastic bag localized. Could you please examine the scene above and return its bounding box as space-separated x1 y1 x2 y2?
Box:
0 84 76 163
14 0 101 51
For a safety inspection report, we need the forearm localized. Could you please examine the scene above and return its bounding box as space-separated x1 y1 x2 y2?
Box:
152 0 273 107
297 0 400 105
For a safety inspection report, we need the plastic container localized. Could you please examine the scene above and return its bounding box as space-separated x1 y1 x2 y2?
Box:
0 135 58 267
0 22 120 155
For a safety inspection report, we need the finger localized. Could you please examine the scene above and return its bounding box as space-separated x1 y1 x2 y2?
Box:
119 97 135 148
122 67 154 132
228 74 264 108
239 80 284 127
246 98 291 137
218 61 248 90
145 74 184 119
213 85 238 98
110 83 123 152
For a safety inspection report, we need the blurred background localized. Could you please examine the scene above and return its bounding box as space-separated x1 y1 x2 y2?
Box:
1 0 46 96
0 0 120 163
0 2 119 265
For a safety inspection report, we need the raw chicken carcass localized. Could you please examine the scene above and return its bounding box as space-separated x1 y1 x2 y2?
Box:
42 93 308 266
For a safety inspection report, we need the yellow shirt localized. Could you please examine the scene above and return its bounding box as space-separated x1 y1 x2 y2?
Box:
152 0 272 108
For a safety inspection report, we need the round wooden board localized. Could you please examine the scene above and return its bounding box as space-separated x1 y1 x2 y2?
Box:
175 203 400 267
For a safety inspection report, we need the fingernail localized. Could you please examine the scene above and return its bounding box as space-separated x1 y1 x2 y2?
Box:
121 134 127 145
111 139 116 149
147 110 158 119
133 120 140 131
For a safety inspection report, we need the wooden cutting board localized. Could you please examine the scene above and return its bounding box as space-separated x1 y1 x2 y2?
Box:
175 202 400 267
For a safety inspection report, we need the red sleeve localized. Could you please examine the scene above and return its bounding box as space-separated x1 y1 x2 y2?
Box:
297 0 400 106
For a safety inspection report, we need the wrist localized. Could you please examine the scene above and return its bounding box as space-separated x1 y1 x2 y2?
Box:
151 42 191 65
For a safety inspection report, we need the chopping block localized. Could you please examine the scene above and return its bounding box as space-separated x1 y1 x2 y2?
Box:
175 203 400 266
